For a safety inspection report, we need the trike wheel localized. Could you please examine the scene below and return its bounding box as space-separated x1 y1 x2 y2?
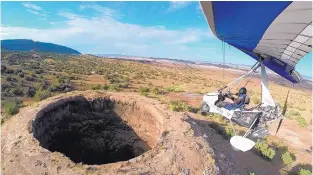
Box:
201 102 210 115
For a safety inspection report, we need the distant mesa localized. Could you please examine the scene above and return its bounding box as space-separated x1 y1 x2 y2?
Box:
1 39 80 54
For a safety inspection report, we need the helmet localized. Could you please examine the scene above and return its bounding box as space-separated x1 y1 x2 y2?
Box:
239 87 247 95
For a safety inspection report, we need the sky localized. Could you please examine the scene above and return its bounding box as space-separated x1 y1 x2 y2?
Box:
1 1 312 77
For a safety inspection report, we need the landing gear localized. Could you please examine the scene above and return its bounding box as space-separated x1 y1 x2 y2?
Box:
201 102 210 115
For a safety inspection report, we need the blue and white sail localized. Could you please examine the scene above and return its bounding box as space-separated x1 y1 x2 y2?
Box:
200 1 312 83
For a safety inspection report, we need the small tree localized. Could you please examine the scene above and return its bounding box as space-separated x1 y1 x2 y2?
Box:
252 96 260 104
169 101 191 112
296 117 308 128
281 151 295 165
91 84 102 90
298 169 311 175
34 90 51 101
3 101 20 116
139 87 150 96
255 141 276 160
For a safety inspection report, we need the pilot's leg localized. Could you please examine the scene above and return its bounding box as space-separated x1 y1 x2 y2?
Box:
215 101 232 108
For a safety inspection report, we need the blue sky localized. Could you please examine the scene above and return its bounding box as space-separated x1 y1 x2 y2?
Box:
1 1 312 77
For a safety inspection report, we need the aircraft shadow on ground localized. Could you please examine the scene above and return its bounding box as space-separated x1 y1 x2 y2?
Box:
183 115 287 175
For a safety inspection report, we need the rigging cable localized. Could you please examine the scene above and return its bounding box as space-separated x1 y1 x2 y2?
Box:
222 38 226 80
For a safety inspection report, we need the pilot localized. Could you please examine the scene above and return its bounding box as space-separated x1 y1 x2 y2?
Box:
216 87 249 110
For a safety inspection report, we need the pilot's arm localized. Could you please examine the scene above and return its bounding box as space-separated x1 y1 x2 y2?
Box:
229 94 244 104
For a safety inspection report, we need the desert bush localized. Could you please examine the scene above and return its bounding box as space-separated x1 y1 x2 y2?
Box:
117 82 129 88
255 141 276 160
165 85 184 92
281 151 295 165
2 101 20 116
23 87 36 97
5 69 14 74
57 76 70 84
252 96 260 104
139 87 150 96
91 84 102 90
35 69 44 74
290 110 301 116
151 87 164 95
195 90 202 94
34 89 51 101
1 65 7 73
169 100 191 112
225 127 236 138
9 87 24 96
6 76 17 82
104 84 120 92
298 169 312 175
295 106 306 111
296 117 308 128
25 76 36 82
18 72 25 78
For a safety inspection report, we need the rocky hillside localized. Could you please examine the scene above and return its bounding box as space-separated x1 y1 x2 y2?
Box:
1 39 80 54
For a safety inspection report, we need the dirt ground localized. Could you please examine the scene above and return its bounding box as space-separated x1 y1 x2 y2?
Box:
1 56 312 174
1 91 288 175
1 91 219 175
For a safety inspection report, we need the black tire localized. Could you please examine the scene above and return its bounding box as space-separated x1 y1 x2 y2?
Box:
201 102 210 115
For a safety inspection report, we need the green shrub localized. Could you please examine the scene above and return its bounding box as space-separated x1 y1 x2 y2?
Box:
151 87 164 95
141 91 148 97
252 96 260 104
117 82 129 88
34 90 51 101
139 87 150 96
287 110 301 118
23 87 36 97
169 101 191 112
296 117 308 127
9 87 24 96
298 168 312 175
104 84 120 92
255 141 276 160
225 127 236 138
295 106 306 111
18 72 24 78
281 151 295 165
3 101 20 116
92 84 102 90
165 85 184 92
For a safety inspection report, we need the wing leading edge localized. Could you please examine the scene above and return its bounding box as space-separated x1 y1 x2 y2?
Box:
200 1 312 83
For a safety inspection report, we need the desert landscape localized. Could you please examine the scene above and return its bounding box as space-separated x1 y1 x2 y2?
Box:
1 51 312 175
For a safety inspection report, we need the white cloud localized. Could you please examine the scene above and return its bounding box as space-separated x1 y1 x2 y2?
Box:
23 2 48 17
27 9 40 15
27 9 47 17
22 2 42 11
1 4 213 59
79 4 120 18
168 1 192 11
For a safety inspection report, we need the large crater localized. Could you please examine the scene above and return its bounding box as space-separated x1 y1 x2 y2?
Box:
32 96 161 165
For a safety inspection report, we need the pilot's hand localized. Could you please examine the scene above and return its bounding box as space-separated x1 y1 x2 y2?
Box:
225 92 232 98
227 90 232 96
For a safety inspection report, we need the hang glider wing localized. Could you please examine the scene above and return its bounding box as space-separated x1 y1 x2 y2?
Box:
200 1 312 83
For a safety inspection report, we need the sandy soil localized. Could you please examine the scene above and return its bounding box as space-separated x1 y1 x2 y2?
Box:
2 91 219 175
2 91 287 175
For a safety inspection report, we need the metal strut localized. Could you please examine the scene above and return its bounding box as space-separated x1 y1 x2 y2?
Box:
221 62 261 92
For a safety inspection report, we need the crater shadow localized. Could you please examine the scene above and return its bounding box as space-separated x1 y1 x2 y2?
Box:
32 97 151 165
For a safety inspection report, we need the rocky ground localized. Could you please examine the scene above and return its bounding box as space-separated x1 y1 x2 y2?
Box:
2 91 217 175
0 91 298 175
